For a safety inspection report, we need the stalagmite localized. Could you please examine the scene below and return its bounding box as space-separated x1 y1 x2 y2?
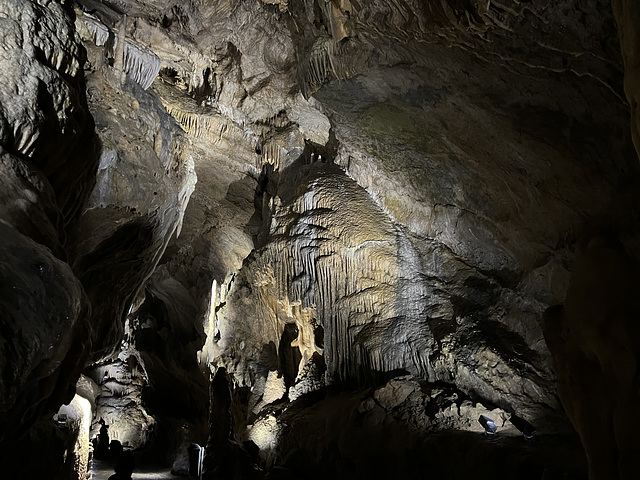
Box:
2 0 638 478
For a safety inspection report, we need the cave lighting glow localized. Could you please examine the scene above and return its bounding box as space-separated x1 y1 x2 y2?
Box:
247 414 280 468
478 414 498 435
55 394 93 478
74 395 93 478
206 278 218 340
108 417 153 449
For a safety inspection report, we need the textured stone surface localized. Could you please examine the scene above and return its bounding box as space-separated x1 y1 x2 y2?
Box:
272 381 587 480
1 0 639 478
0 0 95 448
612 0 640 153
68 21 197 355
88 336 156 450
54 393 93 480
193 0 637 441
0 0 98 218
0 222 89 439
0 0 198 474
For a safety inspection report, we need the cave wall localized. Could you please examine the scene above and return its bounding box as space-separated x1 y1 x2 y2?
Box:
0 0 97 445
543 2 640 478
0 0 639 478
189 0 639 441
0 0 199 474
612 0 640 152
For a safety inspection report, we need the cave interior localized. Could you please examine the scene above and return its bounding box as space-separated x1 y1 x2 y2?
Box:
1 0 640 479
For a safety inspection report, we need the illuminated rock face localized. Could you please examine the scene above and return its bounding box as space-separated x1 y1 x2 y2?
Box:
1 0 640 479
88 340 156 450
203 162 433 387
0 0 197 474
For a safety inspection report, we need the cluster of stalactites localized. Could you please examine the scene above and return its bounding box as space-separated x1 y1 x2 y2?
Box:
257 141 285 171
303 36 354 96
162 103 230 143
260 174 433 385
83 14 161 90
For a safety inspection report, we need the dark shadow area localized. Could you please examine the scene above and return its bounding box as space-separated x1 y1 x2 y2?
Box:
75 218 156 355
273 388 587 480
278 324 302 389
130 287 209 467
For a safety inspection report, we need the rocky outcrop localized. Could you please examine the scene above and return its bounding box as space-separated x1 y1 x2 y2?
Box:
191 0 637 439
1 0 197 475
68 13 197 354
88 336 156 451
202 161 433 387
270 376 586 480
0 0 96 445
538 3 640 479
68 0 635 476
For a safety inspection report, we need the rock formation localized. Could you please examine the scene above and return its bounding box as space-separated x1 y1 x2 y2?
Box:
1 0 639 479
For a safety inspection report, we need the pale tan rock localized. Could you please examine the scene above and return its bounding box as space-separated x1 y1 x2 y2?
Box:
374 376 417 410
262 370 287 405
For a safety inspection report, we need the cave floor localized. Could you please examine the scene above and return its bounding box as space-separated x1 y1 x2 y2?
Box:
92 459 176 480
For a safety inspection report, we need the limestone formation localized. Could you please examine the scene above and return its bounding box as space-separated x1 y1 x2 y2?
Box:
1 0 640 479
0 0 95 446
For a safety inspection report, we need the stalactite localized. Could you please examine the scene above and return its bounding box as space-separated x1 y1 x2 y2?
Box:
206 168 435 394
113 15 126 85
84 16 110 47
247 172 436 386
162 103 230 143
13 125 38 157
258 140 284 171
121 41 161 90
82 13 161 90
302 35 356 96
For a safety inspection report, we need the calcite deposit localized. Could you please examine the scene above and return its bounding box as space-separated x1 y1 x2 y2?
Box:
1 0 639 479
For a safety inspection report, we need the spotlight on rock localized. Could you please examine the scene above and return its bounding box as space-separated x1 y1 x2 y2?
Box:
188 443 204 479
478 415 497 435
509 414 536 439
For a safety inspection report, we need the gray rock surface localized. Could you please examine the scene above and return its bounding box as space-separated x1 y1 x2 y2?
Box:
1 0 639 478
0 0 95 444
